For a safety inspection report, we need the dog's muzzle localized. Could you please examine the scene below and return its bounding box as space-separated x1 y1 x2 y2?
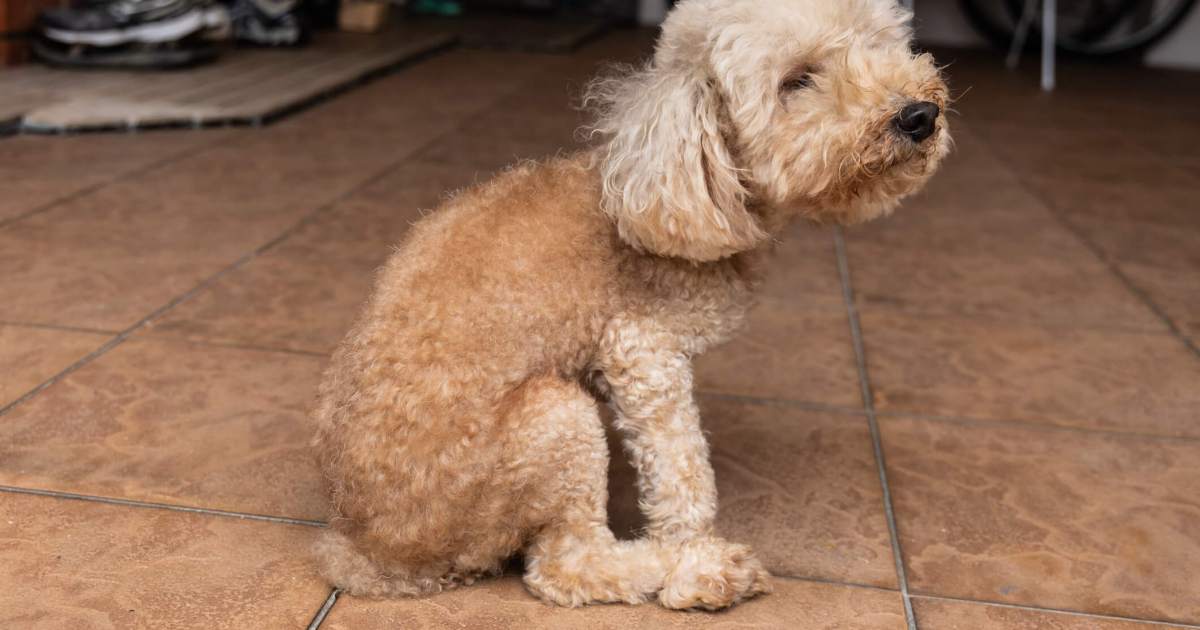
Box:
893 101 940 143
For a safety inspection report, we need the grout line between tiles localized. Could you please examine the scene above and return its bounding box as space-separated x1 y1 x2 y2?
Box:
0 484 327 528
0 131 231 230
694 391 865 417
0 319 328 357
873 408 1200 444
0 320 119 335
1051 211 1200 359
697 390 1200 445
972 137 1200 361
305 589 340 630
773 573 901 594
833 227 917 630
845 303 1178 337
0 324 150 417
137 334 330 359
0 74 536 422
909 593 1200 629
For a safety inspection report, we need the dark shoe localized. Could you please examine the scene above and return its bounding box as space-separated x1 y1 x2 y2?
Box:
40 0 225 46
226 0 307 46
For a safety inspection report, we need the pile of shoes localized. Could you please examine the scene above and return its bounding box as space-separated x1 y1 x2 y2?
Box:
35 0 308 68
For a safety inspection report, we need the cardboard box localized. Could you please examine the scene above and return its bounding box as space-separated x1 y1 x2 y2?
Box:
339 1 390 33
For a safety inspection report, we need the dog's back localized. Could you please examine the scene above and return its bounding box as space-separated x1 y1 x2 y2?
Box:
311 154 624 593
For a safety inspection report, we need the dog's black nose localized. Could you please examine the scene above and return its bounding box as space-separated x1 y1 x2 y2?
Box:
894 101 940 143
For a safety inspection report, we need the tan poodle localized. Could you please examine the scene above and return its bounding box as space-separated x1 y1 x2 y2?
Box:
312 0 950 611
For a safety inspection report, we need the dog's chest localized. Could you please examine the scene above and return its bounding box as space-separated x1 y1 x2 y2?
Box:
629 257 757 356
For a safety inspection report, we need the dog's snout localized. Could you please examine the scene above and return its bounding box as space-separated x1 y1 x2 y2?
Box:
893 101 940 143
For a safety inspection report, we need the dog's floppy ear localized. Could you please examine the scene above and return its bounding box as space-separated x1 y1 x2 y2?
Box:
586 65 768 262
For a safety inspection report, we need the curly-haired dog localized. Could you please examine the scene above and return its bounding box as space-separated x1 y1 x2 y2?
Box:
313 0 950 610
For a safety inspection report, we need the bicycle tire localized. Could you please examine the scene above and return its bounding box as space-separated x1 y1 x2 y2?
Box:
959 0 1018 51
960 0 1198 57
1006 0 1198 56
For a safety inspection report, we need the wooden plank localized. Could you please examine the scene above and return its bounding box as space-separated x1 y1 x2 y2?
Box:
2 24 456 131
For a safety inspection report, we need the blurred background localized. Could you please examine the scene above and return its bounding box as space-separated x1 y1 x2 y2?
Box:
0 1 1197 629
1 0 1198 130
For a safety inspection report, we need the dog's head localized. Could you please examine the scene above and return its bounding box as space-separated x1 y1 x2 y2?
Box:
586 0 950 261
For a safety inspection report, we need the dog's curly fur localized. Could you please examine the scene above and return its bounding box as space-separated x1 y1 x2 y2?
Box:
312 0 950 610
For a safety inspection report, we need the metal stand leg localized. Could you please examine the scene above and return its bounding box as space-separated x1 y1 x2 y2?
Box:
1007 0 1039 69
1006 0 1057 91
1041 0 1056 91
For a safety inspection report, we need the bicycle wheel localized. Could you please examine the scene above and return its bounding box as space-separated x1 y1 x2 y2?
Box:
961 0 1198 57
1006 0 1198 56
960 0 1022 51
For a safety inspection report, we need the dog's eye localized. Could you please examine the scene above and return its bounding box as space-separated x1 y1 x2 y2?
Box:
780 72 814 92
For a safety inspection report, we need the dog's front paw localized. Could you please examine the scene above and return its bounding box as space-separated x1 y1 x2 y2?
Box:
658 536 772 610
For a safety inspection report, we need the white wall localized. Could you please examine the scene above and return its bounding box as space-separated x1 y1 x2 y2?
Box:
913 0 1200 70
1145 5 1200 69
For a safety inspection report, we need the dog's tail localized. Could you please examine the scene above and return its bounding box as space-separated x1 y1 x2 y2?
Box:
314 529 462 599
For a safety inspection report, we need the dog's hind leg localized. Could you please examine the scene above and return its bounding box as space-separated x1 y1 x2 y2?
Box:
504 375 668 606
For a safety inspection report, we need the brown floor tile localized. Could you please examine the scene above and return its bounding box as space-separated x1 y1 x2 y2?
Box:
415 110 588 173
846 129 1161 334
145 241 375 355
0 324 108 408
489 75 593 124
884 418 1200 624
914 598 1184 629
758 223 844 311
976 124 1184 188
1071 215 1200 276
150 161 475 354
0 52 558 333
570 26 656 65
695 306 858 407
309 48 558 123
933 120 1010 176
1066 215 1199 342
847 168 1072 259
863 311 1200 438
1028 176 1198 229
261 50 572 176
0 337 327 520
970 106 1193 185
398 47 647 172
0 143 376 331
607 399 896 588
1132 115 1200 162
0 492 326 630
322 576 907 630
848 238 1162 331
0 130 220 224
252 50 557 147
1121 263 1200 344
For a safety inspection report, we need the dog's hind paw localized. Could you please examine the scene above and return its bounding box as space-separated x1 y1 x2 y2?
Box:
658 537 773 610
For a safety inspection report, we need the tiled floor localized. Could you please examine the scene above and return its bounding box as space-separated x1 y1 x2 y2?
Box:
0 30 1198 630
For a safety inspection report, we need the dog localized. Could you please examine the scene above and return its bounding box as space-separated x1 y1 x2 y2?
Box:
312 0 949 611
